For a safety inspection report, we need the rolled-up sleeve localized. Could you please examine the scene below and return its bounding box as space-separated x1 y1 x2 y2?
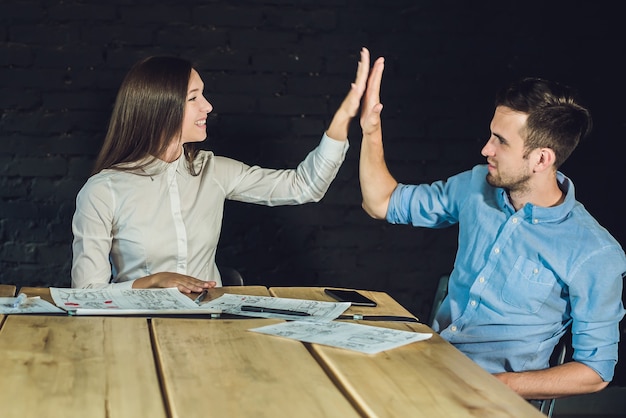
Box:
569 245 626 381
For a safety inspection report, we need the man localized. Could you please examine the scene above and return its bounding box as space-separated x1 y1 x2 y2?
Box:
358 55 626 400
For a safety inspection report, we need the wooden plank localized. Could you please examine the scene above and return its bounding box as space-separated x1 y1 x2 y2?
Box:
17 286 56 304
0 284 16 297
152 317 361 418
196 285 271 301
269 286 417 319
310 320 544 418
0 315 167 418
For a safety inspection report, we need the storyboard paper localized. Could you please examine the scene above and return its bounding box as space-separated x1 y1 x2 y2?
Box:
0 296 66 314
200 293 351 322
48 287 217 315
250 321 432 354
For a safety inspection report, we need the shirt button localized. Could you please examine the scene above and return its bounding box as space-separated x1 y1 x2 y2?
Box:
494 247 500 254
533 268 539 274
512 217 518 224
450 326 457 332
470 300 477 306
533 219 539 224
479 276 485 283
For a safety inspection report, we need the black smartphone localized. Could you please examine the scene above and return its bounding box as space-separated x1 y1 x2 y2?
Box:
324 289 377 307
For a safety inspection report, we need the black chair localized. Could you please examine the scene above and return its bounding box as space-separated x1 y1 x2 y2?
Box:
429 274 449 327
539 332 570 417
219 266 244 286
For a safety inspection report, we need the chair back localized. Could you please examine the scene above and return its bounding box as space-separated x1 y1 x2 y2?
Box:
220 267 244 286
539 331 571 417
429 274 449 327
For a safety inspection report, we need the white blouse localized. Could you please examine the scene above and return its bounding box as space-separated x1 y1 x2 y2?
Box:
71 133 348 289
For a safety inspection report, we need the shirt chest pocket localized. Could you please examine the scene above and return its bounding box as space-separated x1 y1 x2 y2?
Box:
501 256 555 313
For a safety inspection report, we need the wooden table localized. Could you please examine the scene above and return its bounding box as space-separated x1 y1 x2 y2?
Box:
0 315 167 418
149 285 359 417
152 317 360 418
269 286 417 319
270 287 544 418
0 285 544 417
0 284 16 297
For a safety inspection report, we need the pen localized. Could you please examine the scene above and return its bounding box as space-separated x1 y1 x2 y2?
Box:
240 305 311 316
337 314 419 323
12 293 27 308
194 289 208 305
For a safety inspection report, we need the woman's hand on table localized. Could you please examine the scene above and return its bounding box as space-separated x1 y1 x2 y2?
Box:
132 272 216 293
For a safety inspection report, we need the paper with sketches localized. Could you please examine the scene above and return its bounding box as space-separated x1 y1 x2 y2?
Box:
49 287 219 315
200 293 351 322
0 296 65 314
250 320 432 354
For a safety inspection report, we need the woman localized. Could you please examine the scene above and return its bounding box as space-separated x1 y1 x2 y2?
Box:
72 48 372 293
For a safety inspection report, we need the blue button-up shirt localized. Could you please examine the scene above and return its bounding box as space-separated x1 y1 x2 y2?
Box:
387 164 626 381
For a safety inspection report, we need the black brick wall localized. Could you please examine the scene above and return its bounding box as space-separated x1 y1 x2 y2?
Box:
2 0 625 384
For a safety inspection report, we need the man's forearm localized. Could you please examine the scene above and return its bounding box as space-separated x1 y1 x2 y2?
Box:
494 361 608 400
359 130 397 219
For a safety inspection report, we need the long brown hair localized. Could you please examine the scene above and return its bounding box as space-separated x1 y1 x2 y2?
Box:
91 56 200 175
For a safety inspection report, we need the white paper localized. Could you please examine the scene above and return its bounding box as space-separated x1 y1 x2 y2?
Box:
49 287 219 315
200 293 351 322
0 296 66 314
250 320 432 354
70 308 222 316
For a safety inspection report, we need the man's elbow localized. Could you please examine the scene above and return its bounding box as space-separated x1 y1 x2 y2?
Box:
578 367 610 395
574 362 612 395
589 380 610 394
361 202 387 220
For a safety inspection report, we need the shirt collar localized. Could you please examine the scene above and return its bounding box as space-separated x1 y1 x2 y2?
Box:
497 171 575 224
131 153 183 177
